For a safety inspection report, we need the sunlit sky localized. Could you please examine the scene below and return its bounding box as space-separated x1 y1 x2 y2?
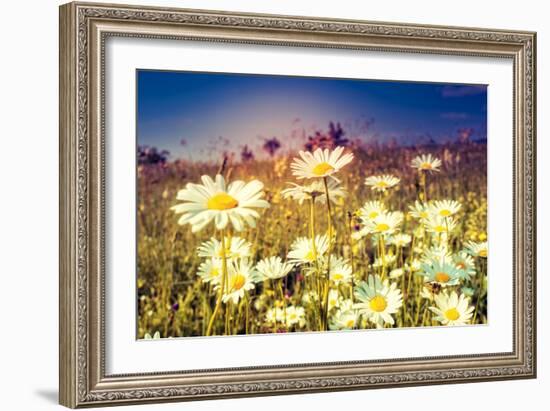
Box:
137 70 487 161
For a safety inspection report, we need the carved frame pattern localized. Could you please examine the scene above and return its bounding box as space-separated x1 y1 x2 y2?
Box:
59 2 536 408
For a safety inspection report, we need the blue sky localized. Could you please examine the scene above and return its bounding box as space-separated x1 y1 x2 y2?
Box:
137 70 487 161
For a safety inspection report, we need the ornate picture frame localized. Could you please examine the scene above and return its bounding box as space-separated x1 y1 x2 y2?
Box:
59 1 536 408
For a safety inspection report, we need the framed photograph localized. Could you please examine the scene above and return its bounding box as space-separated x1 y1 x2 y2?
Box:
59 2 537 408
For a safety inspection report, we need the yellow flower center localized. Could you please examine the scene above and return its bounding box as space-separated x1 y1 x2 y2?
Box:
479 249 488 257
346 319 355 328
434 225 446 233
420 211 428 219
305 250 316 261
420 162 433 170
369 295 387 312
217 247 232 258
439 209 451 217
332 273 344 281
376 223 390 232
457 262 465 269
207 193 239 210
230 274 246 291
312 162 334 176
435 272 450 283
368 211 379 219
444 308 460 321
375 181 389 188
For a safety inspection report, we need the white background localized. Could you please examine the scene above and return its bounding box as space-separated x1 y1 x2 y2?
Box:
0 0 546 410
107 38 513 374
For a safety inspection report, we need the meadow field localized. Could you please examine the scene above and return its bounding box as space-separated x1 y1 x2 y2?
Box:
137 140 488 338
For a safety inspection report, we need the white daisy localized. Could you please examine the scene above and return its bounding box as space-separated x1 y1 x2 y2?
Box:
329 308 359 330
219 259 259 304
197 258 223 284
171 174 269 232
327 289 341 311
466 241 488 258
290 146 354 179
328 256 353 285
256 256 294 280
287 234 329 265
406 259 422 273
408 201 430 220
429 291 474 326
420 259 460 286
362 211 404 236
265 307 284 324
389 268 405 279
364 174 400 192
281 179 346 205
424 214 457 235
358 201 386 220
411 153 442 172
301 291 320 305
389 233 412 247
429 200 462 218
421 245 452 264
197 236 252 260
354 275 403 328
453 251 476 279
285 306 306 328
372 252 397 268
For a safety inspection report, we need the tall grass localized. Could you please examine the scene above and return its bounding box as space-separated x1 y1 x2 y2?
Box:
137 142 487 338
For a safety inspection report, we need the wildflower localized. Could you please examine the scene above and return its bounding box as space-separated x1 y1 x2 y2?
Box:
420 259 460 286
429 200 462 218
409 201 430 220
329 308 359 330
265 307 284 324
424 214 457 234
354 275 402 328
364 174 400 192
389 268 405 279
256 256 294 280
197 236 252 260
219 259 259 304
411 153 442 172
287 235 329 265
327 289 341 311
281 179 346 205
171 174 269 232
429 291 474 326
328 256 353 285
285 306 306 328
290 146 354 179
453 251 476 279
358 201 386 220
422 245 452 264
197 258 223 284
361 211 404 236
372 253 397 268
466 240 488 258
389 233 412 247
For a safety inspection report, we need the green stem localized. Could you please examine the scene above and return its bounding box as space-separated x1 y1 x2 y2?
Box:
205 228 228 336
322 177 334 331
